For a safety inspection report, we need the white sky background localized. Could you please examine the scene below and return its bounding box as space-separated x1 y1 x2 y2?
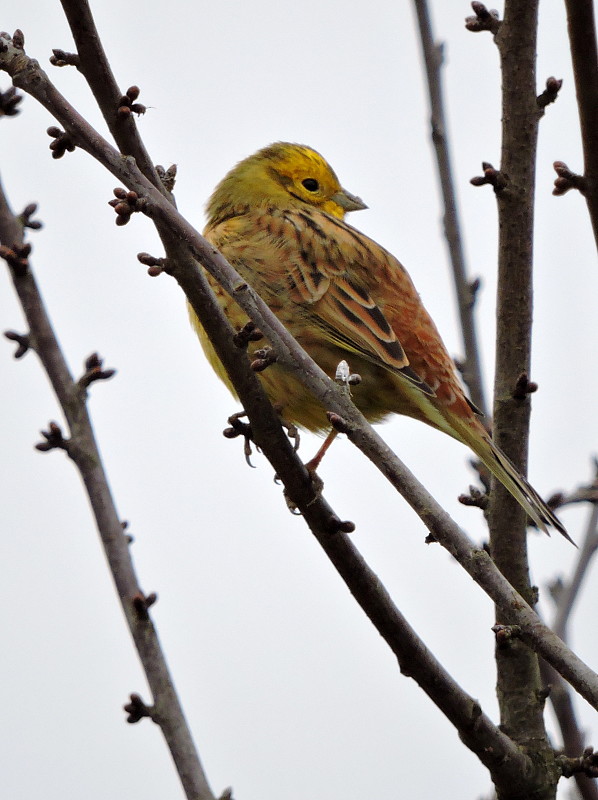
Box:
1 2 596 799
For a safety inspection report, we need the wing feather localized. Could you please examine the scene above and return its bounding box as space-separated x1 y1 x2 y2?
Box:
205 208 455 399
275 210 435 394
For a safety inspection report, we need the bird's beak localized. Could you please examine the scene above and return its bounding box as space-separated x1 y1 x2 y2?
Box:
332 188 368 212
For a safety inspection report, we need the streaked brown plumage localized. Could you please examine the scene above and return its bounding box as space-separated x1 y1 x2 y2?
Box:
190 142 570 541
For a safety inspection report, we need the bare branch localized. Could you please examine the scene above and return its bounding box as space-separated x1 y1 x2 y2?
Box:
553 491 598 643
542 649 598 800
57 0 162 189
543 468 598 799
489 0 551 767
563 0 598 251
412 0 487 415
0 174 217 800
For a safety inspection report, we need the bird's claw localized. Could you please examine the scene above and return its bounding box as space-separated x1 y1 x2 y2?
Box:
283 420 300 451
283 466 325 514
222 411 259 467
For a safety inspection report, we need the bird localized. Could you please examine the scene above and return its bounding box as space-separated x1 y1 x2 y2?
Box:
190 141 570 541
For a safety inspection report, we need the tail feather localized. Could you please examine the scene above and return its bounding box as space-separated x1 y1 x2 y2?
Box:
463 428 573 545
431 401 572 543
399 383 572 543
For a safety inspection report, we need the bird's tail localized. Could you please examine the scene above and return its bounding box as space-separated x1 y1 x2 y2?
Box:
452 418 573 544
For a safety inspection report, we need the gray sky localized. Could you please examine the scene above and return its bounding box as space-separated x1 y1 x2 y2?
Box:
1 2 596 799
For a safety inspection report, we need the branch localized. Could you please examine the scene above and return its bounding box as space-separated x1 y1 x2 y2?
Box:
489 0 539 578
296 528 532 782
541 655 598 800
563 0 598 251
58 0 164 190
542 489 598 800
546 471 598 798
553 498 598 642
468 3 556 771
0 176 217 800
2 32 598 713
412 0 488 417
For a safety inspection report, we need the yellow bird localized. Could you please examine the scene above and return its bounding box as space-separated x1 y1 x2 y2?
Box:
191 142 569 541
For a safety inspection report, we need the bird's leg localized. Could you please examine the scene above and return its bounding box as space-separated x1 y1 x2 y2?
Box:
283 420 300 451
270 404 300 451
304 429 338 474
282 431 337 514
298 359 355 472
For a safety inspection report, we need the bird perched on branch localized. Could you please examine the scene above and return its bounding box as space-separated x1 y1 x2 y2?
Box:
190 141 569 541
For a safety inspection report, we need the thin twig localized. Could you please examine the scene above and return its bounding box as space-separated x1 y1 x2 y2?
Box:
539 498 598 800
0 176 217 800
563 0 598 251
541 491 598 800
546 662 598 800
58 0 165 191
553 497 598 642
412 0 487 416
290 524 532 781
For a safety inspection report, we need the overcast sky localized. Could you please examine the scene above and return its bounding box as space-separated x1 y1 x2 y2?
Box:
1 2 597 799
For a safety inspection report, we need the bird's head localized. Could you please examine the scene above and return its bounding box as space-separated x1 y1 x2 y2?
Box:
206 142 367 227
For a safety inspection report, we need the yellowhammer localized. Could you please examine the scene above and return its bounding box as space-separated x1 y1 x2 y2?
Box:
191 142 569 540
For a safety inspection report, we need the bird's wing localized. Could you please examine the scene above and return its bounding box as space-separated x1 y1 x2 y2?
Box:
205 208 447 397
257 208 437 395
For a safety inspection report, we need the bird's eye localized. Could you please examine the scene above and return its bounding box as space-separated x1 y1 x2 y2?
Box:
302 178 319 192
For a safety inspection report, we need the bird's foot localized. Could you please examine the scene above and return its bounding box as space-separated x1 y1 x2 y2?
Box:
283 465 325 515
223 411 258 467
270 405 300 452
